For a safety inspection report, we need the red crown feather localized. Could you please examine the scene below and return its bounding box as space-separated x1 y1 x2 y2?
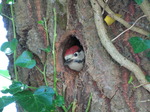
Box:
64 45 80 56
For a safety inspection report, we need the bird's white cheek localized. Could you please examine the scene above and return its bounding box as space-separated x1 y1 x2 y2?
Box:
65 54 73 60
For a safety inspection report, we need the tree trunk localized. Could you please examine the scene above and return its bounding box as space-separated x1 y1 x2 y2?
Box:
2 0 150 112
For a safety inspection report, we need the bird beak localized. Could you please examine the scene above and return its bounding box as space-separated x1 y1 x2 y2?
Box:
64 58 73 65
64 54 73 65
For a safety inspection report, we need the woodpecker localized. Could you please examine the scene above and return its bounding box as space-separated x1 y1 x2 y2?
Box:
64 45 85 71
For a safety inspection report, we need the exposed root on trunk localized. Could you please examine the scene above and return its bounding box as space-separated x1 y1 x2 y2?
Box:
90 0 150 92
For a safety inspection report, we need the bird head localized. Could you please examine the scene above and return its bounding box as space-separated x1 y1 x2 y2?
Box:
64 45 85 71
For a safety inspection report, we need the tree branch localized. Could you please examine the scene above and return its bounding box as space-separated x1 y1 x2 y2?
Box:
90 0 150 92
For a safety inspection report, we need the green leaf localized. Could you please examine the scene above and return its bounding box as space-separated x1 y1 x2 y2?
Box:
0 96 16 109
145 75 150 82
129 37 150 53
134 0 144 5
37 20 44 25
40 46 51 53
10 38 18 51
1 43 13 55
0 108 3 112
54 95 64 107
15 51 36 69
1 81 28 95
0 70 10 78
128 75 133 84
6 0 15 4
34 86 55 105
15 86 56 112
0 86 57 112
1 38 18 55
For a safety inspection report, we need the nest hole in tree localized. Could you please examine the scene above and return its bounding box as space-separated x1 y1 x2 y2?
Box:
62 34 84 72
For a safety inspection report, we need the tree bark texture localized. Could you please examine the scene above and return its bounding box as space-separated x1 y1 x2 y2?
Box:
2 0 150 112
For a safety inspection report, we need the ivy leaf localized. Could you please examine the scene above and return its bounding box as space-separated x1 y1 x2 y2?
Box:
0 70 10 78
1 81 28 95
129 37 150 53
34 86 55 105
10 38 18 51
15 86 56 112
15 51 36 69
134 0 144 5
54 95 65 107
0 96 16 110
1 42 12 55
37 20 44 25
145 75 150 82
0 108 3 112
40 46 51 53
1 38 18 55
0 86 57 111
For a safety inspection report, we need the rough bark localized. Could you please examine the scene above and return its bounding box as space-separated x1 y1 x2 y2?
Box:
2 0 150 112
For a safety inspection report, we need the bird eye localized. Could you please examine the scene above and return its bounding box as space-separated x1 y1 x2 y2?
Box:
74 52 78 57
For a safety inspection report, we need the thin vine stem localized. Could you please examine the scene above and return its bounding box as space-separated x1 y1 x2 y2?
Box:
10 1 18 81
43 18 49 45
35 65 48 86
52 8 58 95
85 93 92 112
43 54 49 86
35 66 43 74
37 18 50 86
72 100 77 112
0 75 11 80
28 86 38 90
0 13 12 20
0 1 18 81
35 18 51 86
10 2 16 39
61 106 68 112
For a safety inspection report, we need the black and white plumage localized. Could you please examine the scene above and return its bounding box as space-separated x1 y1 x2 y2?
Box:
64 46 85 71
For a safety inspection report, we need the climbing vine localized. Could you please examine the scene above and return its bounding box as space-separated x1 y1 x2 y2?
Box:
0 0 92 112
0 0 149 111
